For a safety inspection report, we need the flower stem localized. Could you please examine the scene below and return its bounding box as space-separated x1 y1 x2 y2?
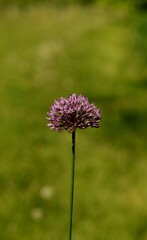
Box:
69 130 76 240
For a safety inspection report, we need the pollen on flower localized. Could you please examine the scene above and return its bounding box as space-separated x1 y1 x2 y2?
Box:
47 93 101 132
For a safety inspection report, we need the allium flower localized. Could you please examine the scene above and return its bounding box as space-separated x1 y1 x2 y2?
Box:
46 93 102 240
47 93 101 132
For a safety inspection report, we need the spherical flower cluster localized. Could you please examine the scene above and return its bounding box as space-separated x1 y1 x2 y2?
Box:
47 93 101 132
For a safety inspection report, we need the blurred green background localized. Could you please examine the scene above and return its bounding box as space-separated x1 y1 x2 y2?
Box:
0 0 147 240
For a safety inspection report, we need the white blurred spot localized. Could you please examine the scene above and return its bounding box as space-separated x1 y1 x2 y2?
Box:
30 208 43 221
40 185 55 200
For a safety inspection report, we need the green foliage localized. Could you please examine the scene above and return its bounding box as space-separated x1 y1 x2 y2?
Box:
0 4 147 240
0 0 96 8
0 0 147 8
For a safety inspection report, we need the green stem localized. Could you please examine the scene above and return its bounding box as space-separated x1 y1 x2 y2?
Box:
69 130 76 240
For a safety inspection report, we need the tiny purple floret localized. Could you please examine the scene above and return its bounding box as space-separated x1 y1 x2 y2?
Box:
47 93 101 132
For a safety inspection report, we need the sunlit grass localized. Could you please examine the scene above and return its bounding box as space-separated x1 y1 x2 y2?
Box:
0 4 147 240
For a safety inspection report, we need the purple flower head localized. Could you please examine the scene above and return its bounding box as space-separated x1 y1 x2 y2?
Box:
47 93 101 132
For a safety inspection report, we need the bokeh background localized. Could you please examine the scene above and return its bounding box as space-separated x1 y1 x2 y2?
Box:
0 0 147 239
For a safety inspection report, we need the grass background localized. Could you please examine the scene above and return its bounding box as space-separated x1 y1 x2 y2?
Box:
0 2 147 240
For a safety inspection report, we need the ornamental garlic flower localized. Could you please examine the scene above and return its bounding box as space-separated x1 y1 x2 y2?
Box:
47 93 101 132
